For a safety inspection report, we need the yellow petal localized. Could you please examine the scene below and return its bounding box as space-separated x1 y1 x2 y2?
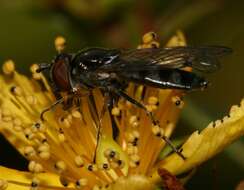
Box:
151 98 244 183
0 166 64 190
108 175 155 190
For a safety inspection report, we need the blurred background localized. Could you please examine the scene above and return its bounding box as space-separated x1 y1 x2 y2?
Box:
0 0 243 189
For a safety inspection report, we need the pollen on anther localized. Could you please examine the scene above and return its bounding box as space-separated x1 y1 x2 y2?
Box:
74 155 84 167
2 60 15 75
55 36 66 53
148 96 158 105
76 178 88 188
142 32 157 44
100 163 110 170
171 96 184 108
24 146 36 157
87 164 98 172
104 149 117 159
55 161 66 172
152 125 161 137
111 107 120 116
10 86 22 96
58 133 66 142
31 178 40 190
28 161 43 173
72 110 82 118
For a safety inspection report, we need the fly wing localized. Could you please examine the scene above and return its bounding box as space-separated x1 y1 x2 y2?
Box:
98 46 232 73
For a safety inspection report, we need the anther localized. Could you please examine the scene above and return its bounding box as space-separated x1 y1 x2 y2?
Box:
24 146 36 157
112 107 120 116
55 161 66 172
127 145 138 155
55 36 66 53
172 96 184 108
101 163 110 170
152 125 161 137
10 86 22 96
32 122 45 132
148 96 158 105
76 178 88 188
74 156 84 168
28 161 43 173
38 144 50 153
87 164 98 172
72 110 82 118
149 41 160 48
2 60 15 75
142 32 157 44
58 133 66 142
24 128 35 140
104 149 116 159
129 115 138 125
117 159 124 168
31 178 39 189
39 151 50 160
60 176 69 187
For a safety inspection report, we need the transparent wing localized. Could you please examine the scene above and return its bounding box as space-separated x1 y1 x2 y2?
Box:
98 46 232 73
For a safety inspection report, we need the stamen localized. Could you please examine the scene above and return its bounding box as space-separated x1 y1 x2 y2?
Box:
74 155 84 168
28 161 44 173
111 107 120 116
87 164 98 172
149 41 160 48
55 161 66 173
2 60 15 75
30 64 42 80
127 144 138 155
71 110 82 119
99 163 110 171
38 144 50 160
30 178 39 190
59 176 69 187
151 125 161 137
24 128 35 140
10 86 22 96
55 36 66 53
76 178 88 189
142 32 157 44
24 146 36 157
171 96 184 109
58 133 66 142
148 96 158 105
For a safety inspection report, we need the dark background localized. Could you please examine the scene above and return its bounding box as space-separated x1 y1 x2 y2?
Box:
0 0 243 189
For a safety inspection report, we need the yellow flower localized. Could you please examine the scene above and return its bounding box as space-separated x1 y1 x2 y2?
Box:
0 31 243 190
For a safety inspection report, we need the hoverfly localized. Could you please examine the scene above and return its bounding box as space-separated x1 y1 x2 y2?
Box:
37 46 232 161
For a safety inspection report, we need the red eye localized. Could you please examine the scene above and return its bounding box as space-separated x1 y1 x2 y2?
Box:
52 59 71 91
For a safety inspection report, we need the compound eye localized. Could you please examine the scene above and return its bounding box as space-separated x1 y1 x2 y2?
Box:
52 58 71 91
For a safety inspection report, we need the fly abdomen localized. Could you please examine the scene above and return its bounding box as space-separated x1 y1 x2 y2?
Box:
119 69 208 90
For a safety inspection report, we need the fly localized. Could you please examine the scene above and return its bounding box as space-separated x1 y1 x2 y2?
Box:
36 46 232 161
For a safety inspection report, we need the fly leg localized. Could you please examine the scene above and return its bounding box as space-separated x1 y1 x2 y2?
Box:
40 94 74 121
113 88 186 160
40 98 65 121
93 93 110 163
36 63 51 73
